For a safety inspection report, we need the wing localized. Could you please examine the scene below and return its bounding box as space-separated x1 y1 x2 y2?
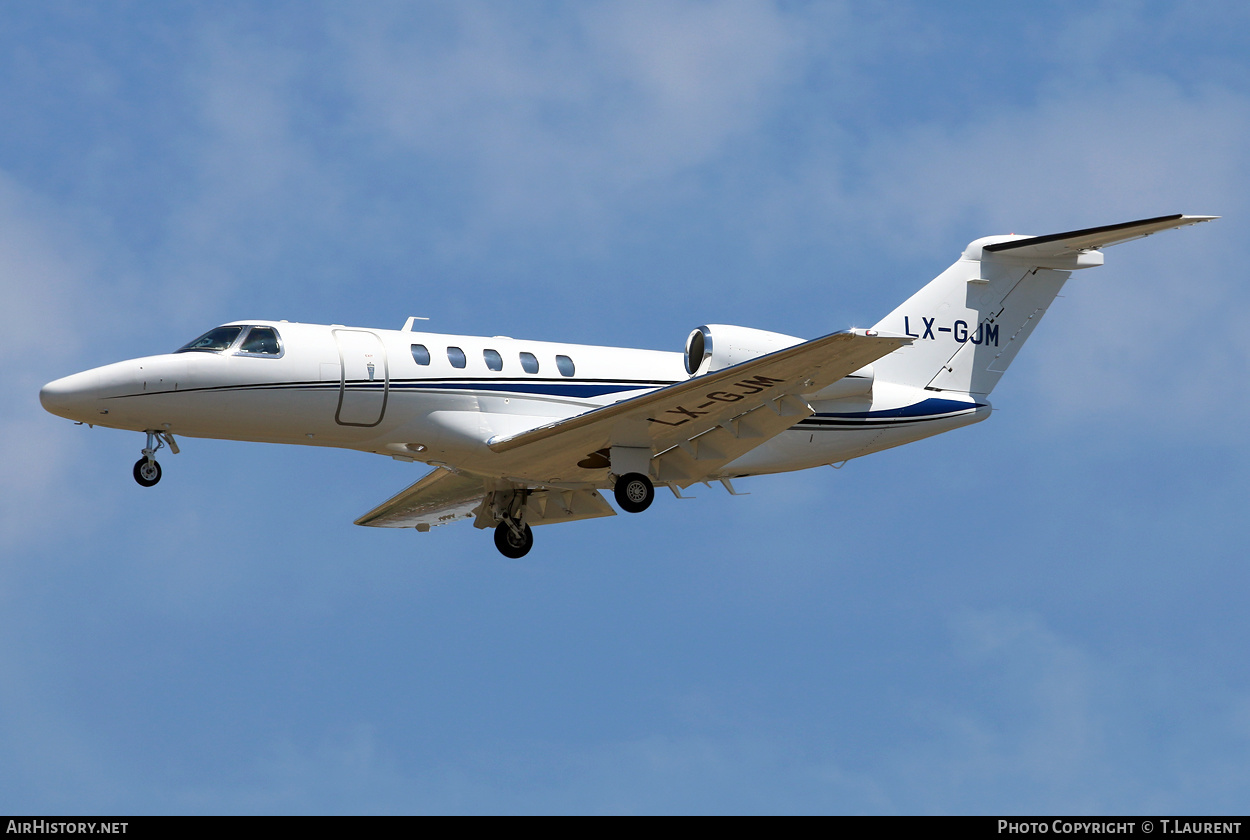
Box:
354 467 485 530
983 214 1217 259
355 466 616 530
485 329 911 487
358 329 909 527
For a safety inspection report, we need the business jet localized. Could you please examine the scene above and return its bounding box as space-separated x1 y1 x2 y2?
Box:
40 214 1214 557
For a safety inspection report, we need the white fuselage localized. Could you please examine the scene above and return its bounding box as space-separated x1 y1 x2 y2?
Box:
40 319 989 487
37 215 1213 556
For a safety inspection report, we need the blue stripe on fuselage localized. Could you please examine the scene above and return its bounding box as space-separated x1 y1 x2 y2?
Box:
815 397 985 420
797 397 986 428
389 379 664 398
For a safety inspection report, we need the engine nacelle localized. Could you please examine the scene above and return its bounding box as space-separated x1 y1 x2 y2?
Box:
684 324 805 376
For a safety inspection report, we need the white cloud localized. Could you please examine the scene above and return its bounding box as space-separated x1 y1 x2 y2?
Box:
949 610 1103 772
837 76 1250 434
335 1 809 234
5 3 1250 815
0 172 117 548
151 29 344 323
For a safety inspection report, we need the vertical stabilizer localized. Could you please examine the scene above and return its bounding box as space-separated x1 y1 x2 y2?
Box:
869 215 1216 396
870 244 1071 396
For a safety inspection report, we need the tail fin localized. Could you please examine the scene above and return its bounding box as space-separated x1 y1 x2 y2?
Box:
870 214 1216 397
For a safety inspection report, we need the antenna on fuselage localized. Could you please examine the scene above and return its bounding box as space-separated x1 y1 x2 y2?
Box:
402 316 431 331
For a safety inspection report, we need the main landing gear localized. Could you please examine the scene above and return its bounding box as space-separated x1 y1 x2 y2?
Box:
613 472 655 514
490 488 534 558
133 429 178 487
494 520 534 558
485 474 655 557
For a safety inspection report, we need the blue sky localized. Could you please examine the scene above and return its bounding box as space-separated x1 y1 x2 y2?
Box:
4 1 1249 814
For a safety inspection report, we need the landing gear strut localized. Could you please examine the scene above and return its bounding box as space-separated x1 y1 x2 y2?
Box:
133 429 177 487
614 472 655 513
488 488 534 558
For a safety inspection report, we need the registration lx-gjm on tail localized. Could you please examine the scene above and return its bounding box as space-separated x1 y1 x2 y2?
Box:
41 215 1215 556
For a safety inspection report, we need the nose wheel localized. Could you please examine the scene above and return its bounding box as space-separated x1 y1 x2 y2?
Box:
133 430 178 487
133 457 162 487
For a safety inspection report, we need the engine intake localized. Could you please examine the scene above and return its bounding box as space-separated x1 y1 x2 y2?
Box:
684 324 805 376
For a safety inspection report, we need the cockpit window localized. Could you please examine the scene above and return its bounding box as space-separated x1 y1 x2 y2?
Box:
176 326 244 353
238 326 282 356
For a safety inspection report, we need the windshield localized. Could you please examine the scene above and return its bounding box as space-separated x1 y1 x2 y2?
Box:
175 326 244 353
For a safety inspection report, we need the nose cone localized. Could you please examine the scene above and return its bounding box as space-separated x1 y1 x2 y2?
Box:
40 370 101 421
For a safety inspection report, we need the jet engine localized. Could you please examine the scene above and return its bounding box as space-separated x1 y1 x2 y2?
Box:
684 323 875 398
683 324 805 376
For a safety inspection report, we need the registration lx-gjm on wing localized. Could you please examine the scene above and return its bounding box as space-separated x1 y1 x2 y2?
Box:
40 214 1215 556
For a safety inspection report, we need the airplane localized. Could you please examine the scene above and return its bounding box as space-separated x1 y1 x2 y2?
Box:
40 214 1215 557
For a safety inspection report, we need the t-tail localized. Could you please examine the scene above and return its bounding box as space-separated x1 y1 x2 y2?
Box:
869 214 1217 397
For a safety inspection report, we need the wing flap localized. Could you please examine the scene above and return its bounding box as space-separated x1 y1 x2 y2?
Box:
526 488 617 526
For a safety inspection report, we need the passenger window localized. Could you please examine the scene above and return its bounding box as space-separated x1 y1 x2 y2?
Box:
239 327 281 355
447 347 467 369
556 355 575 377
484 349 503 371
411 344 431 365
519 352 539 374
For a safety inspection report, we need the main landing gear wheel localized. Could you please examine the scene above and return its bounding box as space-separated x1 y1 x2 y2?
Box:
614 472 655 513
133 458 162 487
494 521 534 558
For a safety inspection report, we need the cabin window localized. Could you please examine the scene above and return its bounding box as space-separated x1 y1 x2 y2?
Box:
556 355 575 377
411 344 431 365
519 352 539 374
176 326 244 353
238 326 282 356
483 349 503 371
447 346 467 369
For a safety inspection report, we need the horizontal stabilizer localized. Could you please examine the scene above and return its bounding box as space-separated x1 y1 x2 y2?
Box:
984 214 1217 259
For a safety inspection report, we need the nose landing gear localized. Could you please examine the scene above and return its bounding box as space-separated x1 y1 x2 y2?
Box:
133 430 178 487
133 457 162 487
